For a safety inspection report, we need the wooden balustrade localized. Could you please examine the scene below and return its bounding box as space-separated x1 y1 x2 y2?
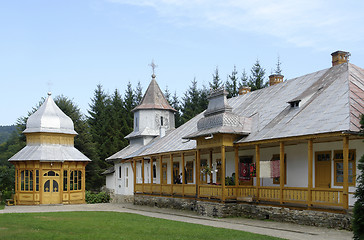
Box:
135 183 345 209
259 187 280 201
311 188 343 206
283 187 308 203
199 185 222 199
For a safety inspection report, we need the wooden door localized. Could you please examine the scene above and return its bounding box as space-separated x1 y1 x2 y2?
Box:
315 152 331 188
173 162 180 184
239 156 253 186
42 170 61 204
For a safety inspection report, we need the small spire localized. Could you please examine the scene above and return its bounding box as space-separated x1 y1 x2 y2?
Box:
48 92 52 96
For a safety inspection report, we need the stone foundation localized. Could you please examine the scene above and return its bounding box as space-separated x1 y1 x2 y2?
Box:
134 195 352 230
111 194 134 203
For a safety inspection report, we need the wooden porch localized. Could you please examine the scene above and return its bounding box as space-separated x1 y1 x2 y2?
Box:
131 133 359 211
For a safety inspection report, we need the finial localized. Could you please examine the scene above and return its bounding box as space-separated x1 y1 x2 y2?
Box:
48 92 52 96
149 60 158 78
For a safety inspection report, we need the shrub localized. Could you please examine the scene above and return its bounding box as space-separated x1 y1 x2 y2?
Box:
85 191 110 204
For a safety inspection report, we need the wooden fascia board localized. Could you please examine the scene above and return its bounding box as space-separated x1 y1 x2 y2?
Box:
235 132 352 147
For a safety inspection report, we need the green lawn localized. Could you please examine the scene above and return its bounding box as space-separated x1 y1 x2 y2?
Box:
0 211 282 240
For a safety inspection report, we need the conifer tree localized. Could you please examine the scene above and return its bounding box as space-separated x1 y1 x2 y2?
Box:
123 82 135 136
226 65 239 98
88 84 111 176
239 69 249 89
353 114 364 240
209 66 222 90
248 59 267 91
181 78 203 124
164 86 171 104
134 81 143 106
275 56 283 75
171 91 182 127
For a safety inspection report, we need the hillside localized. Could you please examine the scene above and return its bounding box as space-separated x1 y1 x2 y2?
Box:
0 125 16 144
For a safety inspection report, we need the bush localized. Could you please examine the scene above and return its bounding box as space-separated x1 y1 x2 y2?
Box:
85 191 110 204
0 190 13 204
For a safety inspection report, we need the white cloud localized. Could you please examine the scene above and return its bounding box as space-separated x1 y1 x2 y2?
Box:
107 0 364 50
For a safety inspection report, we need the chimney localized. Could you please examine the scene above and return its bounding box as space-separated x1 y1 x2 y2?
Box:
269 74 284 86
239 86 251 95
331 51 350 66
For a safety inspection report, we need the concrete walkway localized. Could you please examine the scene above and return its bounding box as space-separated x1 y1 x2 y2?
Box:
0 203 352 240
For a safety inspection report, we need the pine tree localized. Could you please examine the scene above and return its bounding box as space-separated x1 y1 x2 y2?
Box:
353 114 364 240
164 86 171 104
226 65 239 98
123 81 135 136
209 66 222 90
181 78 203 124
87 84 110 173
275 56 282 75
239 69 249 89
248 59 267 91
171 91 182 127
134 81 143 106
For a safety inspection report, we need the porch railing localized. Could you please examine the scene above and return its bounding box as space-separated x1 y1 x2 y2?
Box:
135 183 344 209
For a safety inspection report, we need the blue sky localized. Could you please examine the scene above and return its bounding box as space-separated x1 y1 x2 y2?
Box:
1 0 364 125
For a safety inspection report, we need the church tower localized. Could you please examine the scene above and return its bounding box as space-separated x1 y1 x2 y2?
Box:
125 69 176 146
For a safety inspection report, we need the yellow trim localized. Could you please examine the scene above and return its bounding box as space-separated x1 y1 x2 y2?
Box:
26 132 75 145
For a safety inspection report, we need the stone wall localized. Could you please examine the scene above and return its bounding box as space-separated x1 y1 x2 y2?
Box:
134 195 352 230
111 194 134 203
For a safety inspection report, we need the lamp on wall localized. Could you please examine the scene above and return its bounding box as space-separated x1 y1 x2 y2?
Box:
205 134 213 140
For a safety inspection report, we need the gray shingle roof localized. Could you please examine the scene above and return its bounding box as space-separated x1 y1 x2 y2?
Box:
107 63 364 161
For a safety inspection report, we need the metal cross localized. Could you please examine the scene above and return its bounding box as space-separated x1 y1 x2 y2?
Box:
149 60 158 75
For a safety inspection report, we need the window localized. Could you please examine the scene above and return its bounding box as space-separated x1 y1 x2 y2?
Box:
119 166 122 179
153 164 156 178
21 170 33 191
216 159 222 184
186 161 194 183
63 170 68 191
70 170 82 191
161 116 164 126
334 150 356 186
272 154 287 184
44 171 59 176
125 167 129 188
36 170 39 191
162 163 167 184
135 117 138 128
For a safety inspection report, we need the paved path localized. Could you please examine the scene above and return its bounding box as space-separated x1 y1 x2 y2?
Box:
0 203 352 240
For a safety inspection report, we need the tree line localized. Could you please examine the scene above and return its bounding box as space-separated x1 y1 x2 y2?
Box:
0 58 280 192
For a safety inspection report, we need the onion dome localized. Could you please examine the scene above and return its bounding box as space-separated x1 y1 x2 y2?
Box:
23 93 77 135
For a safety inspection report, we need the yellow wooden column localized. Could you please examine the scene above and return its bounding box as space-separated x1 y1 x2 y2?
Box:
280 142 285 205
308 139 313 207
343 136 349 210
255 144 260 201
133 160 137 194
170 154 173 195
196 150 200 198
142 158 145 193
235 146 239 188
150 157 153 185
209 150 213 184
159 155 163 195
221 145 226 202
181 152 185 196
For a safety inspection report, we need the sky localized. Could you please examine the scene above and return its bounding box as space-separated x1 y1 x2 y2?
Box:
1 0 364 126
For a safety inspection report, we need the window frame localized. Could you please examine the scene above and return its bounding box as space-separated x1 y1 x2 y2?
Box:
333 149 356 186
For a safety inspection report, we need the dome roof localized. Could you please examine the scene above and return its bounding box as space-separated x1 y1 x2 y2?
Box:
23 93 77 135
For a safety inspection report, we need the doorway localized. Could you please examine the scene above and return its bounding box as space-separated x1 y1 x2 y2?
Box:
315 151 331 188
42 170 61 204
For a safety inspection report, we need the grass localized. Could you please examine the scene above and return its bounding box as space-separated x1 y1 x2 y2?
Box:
0 211 283 240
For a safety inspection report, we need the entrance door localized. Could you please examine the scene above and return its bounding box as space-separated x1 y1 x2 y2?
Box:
315 152 331 188
42 170 61 204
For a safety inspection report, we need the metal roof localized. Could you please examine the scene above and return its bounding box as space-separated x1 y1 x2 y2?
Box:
23 93 77 135
132 76 176 112
9 144 91 162
107 62 364 161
